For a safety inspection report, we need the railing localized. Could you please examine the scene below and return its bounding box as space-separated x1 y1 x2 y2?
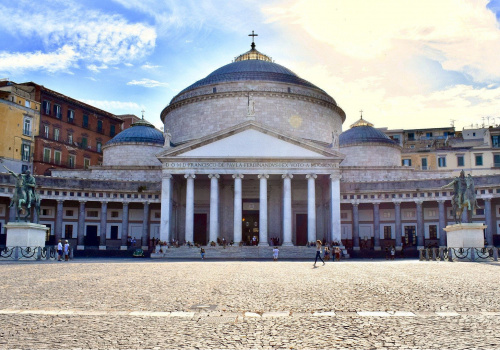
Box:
419 247 499 262
0 246 60 261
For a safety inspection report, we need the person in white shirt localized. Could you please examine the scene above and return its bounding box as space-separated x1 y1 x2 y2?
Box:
273 247 279 261
57 240 63 261
64 240 70 261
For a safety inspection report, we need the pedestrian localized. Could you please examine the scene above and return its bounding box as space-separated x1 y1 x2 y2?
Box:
334 246 341 261
273 246 279 261
324 246 330 261
57 240 63 261
390 246 395 260
313 240 325 267
64 240 70 261
200 247 205 260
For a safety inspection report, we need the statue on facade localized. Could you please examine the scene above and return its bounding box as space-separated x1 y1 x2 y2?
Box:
3 165 40 222
442 170 480 223
163 129 172 148
331 130 339 148
247 95 255 116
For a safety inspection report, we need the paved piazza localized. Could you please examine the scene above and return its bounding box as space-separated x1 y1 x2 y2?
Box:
0 259 500 349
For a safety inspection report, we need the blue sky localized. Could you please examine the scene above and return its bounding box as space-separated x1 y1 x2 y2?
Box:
2 0 500 132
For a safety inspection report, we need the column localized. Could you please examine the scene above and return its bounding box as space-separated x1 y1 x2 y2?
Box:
185 174 195 244
438 200 446 247
306 174 317 244
160 174 172 244
352 202 360 250
373 202 381 250
330 173 342 244
232 174 244 244
120 202 129 248
394 201 402 250
77 201 86 248
258 174 269 246
484 198 493 246
282 173 293 246
142 201 150 248
55 200 63 244
99 201 107 247
208 174 219 244
416 200 424 248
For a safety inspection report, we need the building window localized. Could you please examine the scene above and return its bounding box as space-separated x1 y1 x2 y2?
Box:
383 226 392 240
44 125 49 138
97 120 103 133
23 117 32 136
68 155 75 168
41 208 52 216
67 110 74 123
21 164 29 173
43 148 51 163
408 132 415 141
22 144 31 162
475 154 483 166
84 158 90 169
81 137 88 149
438 156 446 167
83 115 89 128
402 159 412 166
110 125 116 137
426 132 433 138
475 208 485 216
383 212 391 218
421 158 428 170
42 100 51 115
111 211 119 218
54 151 61 165
64 225 73 239
340 212 348 219
494 154 500 167
429 225 437 239
110 225 119 240
457 155 464 167
96 141 102 153
24 100 30 108
87 210 98 218
53 104 62 119
68 134 73 145
54 128 60 141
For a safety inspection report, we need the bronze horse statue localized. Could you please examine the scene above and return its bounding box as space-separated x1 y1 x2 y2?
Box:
5 166 41 222
450 174 480 223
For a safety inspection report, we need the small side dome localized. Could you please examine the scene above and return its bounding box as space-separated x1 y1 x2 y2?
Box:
339 115 401 167
107 119 164 145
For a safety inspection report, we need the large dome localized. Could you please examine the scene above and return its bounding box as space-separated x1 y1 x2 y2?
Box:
106 119 164 145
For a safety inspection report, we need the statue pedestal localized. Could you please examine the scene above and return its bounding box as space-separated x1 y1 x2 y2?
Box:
5 222 48 247
444 223 486 248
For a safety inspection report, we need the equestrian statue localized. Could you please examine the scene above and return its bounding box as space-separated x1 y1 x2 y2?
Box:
3 165 40 222
442 170 480 224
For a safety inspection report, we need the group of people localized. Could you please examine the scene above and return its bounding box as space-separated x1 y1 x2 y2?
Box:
314 240 342 267
57 240 70 261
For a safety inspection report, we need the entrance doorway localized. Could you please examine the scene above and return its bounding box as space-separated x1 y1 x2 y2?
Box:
193 214 207 245
404 226 417 247
85 225 99 246
296 214 308 246
242 212 259 245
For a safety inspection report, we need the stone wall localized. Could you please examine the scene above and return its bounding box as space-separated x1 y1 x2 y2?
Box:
340 167 454 183
163 81 343 145
103 143 163 166
340 144 401 167
51 167 162 182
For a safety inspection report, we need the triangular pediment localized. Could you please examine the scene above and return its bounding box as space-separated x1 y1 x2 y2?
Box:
157 121 344 160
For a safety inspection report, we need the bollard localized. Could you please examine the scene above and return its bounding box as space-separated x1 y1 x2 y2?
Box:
419 249 424 261
494 247 499 262
470 248 475 262
14 246 19 261
36 247 41 261
425 249 430 261
432 248 437 261
448 248 453 262
46 247 50 260
439 248 444 261
70 247 74 260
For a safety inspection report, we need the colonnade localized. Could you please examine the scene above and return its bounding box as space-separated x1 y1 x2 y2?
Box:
160 172 342 246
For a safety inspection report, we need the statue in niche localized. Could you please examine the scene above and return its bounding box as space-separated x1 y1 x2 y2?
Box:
247 95 255 116
163 129 172 148
331 130 339 148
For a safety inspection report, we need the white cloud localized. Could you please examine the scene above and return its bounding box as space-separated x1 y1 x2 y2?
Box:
87 64 109 73
0 1 156 74
124 63 134 67
141 63 161 69
0 45 78 73
82 99 145 114
127 79 168 88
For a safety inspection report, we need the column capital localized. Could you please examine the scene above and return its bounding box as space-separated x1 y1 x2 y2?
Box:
306 174 317 179
258 174 269 179
184 174 196 179
232 174 244 179
484 197 492 202
437 199 446 204
330 173 342 181
392 200 401 206
143 201 150 206
208 174 220 179
162 173 173 179
57 199 64 204
415 199 424 206
351 201 359 207
282 173 293 179
122 201 130 206
373 202 380 207
100 200 109 204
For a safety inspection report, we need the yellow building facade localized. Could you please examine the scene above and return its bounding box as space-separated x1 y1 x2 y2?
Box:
0 82 40 173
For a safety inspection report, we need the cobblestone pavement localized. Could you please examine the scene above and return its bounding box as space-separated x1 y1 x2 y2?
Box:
0 259 499 349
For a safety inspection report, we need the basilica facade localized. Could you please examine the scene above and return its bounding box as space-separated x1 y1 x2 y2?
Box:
1 42 499 254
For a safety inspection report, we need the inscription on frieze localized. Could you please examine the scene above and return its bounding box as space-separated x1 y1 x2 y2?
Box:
165 162 339 169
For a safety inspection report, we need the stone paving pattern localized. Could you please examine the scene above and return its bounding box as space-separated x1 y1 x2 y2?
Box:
0 259 499 349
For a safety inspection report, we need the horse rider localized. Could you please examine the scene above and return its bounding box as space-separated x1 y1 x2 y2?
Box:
23 170 36 208
442 170 466 207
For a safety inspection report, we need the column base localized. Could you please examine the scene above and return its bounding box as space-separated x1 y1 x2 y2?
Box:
99 245 107 250
353 247 360 251
373 246 382 251
258 242 270 247
281 242 294 247
141 246 149 250
417 246 425 250
77 245 85 250
120 246 128 250
395 246 403 251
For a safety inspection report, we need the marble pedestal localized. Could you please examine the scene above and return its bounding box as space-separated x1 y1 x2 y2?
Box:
444 223 486 248
5 222 49 247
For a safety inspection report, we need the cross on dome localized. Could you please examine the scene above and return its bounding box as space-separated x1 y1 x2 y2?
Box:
249 30 258 49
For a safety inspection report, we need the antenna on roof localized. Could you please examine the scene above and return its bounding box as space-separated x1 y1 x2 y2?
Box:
450 119 456 127
141 109 145 120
